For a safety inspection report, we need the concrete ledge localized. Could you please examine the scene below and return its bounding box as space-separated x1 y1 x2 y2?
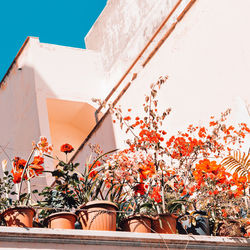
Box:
0 226 249 249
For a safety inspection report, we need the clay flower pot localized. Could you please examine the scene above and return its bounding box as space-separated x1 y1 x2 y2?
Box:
122 215 152 233
245 222 250 237
76 200 118 231
44 212 77 229
152 213 177 234
216 220 243 237
1 206 35 227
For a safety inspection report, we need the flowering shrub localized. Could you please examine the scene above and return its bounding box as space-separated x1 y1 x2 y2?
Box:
104 76 189 219
100 75 250 234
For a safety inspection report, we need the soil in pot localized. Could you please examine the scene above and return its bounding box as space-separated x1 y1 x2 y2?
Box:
76 200 118 231
152 213 177 234
122 215 152 233
1 206 35 227
44 212 77 229
177 211 210 235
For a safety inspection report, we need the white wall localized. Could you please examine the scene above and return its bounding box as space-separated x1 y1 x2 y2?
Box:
0 40 44 188
0 37 107 186
85 0 179 88
75 0 250 163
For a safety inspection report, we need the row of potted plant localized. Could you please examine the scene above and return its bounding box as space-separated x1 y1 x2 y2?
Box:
0 76 249 236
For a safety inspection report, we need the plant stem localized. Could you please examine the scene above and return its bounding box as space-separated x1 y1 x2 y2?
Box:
18 148 35 202
27 172 31 206
2 160 9 199
161 171 166 213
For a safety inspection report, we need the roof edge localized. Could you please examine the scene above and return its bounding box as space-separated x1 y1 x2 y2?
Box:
0 36 39 86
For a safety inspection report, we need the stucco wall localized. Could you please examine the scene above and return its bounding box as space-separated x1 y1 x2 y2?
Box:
75 0 250 162
73 113 117 171
85 0 179 87
1 227 250 250
0 37 107 186
0 40 43 188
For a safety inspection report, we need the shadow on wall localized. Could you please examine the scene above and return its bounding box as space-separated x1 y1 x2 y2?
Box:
0 64 117 191
34 66 117 177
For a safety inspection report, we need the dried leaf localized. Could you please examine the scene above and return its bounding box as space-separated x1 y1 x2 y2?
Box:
151 89 157 98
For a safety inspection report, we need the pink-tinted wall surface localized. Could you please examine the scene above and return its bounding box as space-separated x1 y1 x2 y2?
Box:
74 0 250 164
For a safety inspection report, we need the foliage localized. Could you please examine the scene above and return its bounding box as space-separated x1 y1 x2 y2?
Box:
104 75 250 232
37 159 80 219
0 137 52 213
37 144 118 219
221 150 250 178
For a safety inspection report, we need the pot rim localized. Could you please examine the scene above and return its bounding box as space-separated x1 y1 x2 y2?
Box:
77 200 118 211
1 206 36 218
43 211 77 226
152 213 178 220
123 214 153 222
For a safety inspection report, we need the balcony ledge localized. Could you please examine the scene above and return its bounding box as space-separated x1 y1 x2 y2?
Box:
0 226 249 249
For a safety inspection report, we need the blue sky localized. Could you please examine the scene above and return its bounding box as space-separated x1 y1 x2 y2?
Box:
0 0 107 81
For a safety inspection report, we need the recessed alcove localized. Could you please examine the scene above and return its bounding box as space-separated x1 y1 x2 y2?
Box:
46 98 96 162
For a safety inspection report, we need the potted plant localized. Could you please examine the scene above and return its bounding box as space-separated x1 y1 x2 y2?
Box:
163 110 250 235
75 146 120 231
106 76 183 233
0 137 52 227
37 143 78 229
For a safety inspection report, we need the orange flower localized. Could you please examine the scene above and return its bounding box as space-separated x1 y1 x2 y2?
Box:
124 116 131 121
221 209 228 218
37 136 53 154
138 162 155 180
32 156 44 165
149 186 162 203
88 161 100 179
213 189 219 195
29 156 44 176
11 157 27 183
12 170 23 184
60 143 74 154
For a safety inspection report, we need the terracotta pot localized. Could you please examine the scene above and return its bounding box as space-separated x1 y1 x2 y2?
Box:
245 223 250 236
76 200 118 231
216 220 243 237
1 206 35 227
122 215 152 233
44 212 77 229
152 213 177 234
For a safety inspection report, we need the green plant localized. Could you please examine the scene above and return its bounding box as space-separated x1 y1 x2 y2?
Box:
37 144 118 220
37 160 80 219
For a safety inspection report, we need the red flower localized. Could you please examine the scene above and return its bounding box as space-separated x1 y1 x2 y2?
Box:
134 183 146 195
124 116 131 121
213 189 219 195
60 143 74 154
149 186 162 203
12 169 23 184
